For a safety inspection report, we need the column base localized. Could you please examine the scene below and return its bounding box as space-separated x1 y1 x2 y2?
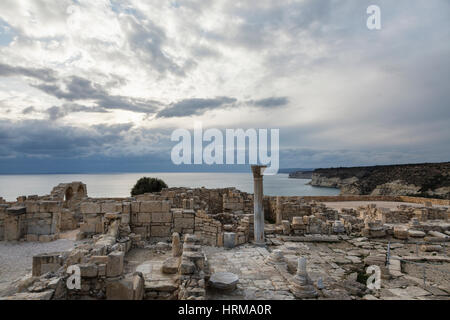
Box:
252 241 266 247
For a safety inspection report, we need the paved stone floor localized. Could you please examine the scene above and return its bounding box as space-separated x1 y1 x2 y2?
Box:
204 245 295 300
204 238 450 300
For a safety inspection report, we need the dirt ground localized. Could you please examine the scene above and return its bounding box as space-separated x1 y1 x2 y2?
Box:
0 230 78 296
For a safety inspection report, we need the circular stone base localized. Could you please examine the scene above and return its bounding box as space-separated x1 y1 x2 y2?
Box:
209 272 239 291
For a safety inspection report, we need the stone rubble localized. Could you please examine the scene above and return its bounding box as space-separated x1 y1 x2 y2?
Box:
0 182 449 300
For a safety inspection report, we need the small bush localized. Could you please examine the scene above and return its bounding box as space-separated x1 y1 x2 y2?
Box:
131 177 168 196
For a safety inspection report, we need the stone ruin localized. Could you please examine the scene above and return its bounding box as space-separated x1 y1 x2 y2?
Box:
0 173 449 300
0 182 87 242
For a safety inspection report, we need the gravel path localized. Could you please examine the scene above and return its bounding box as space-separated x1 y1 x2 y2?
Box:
0 238 76 292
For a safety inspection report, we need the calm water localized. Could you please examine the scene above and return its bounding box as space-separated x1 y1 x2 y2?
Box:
0 173 339 201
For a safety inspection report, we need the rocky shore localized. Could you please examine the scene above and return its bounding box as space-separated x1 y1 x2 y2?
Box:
298 162 450 199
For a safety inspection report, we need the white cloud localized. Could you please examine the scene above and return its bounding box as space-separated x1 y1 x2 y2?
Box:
0 0 448 168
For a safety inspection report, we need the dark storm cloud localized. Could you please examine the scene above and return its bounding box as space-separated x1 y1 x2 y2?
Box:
0 62 57 82
156 96 290 118
156 96 237 118
32 76 161 114
0 119 135 158
247 97 289 108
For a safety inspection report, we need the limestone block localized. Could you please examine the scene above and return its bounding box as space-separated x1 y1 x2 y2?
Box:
80 202 101 214
98 264 106 276
39 201 60 214
428 230 448 239
79 263 98 278
26 234 39 242
420 244 443 252
179 259 195 275
393 226 409 240
122 202 131 214
131 202 140 213
138 212 151 223
107 251 124 277
161 201 170 213
39 235 51 242
151 211 172 223
140 201 162 213
132 226 148 239
89 256 109 264
106 279 134 300
102 202 122 214
162 257 180 274
27 223 52 236
151 225 171 237
408 230 426 238
32 253 64 276
174 217 194 230
121 213 130 224
25 202 40 213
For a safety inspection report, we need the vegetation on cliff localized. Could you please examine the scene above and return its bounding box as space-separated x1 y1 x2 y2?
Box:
309 162 450 199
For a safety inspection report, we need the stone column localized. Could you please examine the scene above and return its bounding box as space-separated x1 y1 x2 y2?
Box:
251 165 266 246
289 257 318 299
275 196 282 225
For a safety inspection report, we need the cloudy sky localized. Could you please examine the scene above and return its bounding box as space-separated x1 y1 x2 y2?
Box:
0 0 449 173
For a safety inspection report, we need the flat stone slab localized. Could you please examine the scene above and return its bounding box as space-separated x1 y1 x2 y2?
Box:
161 257 179 274
408 230 426 238
388 286 431 298
209 272 239 291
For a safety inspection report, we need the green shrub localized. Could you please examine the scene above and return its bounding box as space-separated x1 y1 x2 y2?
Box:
131 177 168 196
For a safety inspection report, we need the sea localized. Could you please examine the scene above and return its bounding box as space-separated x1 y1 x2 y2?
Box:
0 172 339 201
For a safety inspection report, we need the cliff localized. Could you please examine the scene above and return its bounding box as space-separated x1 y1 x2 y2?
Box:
309 162 450 199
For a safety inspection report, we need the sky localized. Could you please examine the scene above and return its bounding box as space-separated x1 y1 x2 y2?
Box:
0 0 449 173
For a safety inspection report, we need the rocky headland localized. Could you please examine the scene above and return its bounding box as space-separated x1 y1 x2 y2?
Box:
302 162 450 199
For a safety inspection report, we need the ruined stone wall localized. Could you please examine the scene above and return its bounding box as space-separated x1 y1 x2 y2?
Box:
24 200 61 241
223 189 253 214
60 209 78 231
79 199 245 247
194 210 223 246
0 204 8 240
0 201 62 241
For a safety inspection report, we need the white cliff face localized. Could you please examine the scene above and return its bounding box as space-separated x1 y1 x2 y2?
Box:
370 180 421 196
426 187 450 198
309 163 450 199
310 174 358 189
